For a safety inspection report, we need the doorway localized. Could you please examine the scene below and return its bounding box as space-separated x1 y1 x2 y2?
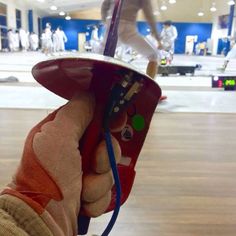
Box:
78 33 86 52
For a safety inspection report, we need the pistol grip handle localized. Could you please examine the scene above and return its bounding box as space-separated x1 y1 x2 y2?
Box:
77 215 91 235
77 109 104 235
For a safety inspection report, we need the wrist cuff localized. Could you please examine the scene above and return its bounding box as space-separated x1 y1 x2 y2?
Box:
0 194 53 236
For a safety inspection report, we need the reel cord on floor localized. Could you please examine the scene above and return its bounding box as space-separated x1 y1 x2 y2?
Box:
101 130 122 236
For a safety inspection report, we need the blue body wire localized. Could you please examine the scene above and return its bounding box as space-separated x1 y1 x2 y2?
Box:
101 130 122 236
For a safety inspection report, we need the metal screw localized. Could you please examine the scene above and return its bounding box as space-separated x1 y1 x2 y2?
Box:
114 106 120 112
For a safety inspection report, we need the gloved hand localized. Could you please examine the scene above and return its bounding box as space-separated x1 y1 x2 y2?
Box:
157 40 163 50
0 92 122 236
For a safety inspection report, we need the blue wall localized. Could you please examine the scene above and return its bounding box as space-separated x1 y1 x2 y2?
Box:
28 10 33 33
42 17 103 50
174 22 212 54
42 17 212 53
137 21 212 54
0 15 7 26
217 38 229 55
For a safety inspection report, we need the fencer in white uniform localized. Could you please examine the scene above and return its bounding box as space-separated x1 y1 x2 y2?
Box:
55 27 67 52
44 23 53 55
52 31 59 52
160 20 178 57
41 31 46 53
29 32 39 51
220 40 236 71
13 30 20 51
19 28 29 51
90 26 101 53
226 43 236 60
101 0 162 79
7 29 20 52
7 29 15 52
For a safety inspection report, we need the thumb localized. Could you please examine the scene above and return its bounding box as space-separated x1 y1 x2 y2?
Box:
54 92 95 140
32 91 95 190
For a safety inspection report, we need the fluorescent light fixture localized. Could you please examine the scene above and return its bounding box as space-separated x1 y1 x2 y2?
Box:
50 5 58 11
210 2 217 12
169 0 176 4
153 10 160 16
59 11 65 16
228 0 235 5
37 0 45 2
210 6 217 12
160 5 167 11
65 15 71 20
198 12 204 16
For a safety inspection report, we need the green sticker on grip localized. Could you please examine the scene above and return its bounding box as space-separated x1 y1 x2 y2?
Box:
132 114 145 131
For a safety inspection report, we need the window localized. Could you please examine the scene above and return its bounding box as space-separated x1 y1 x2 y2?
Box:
16 9 22 29
0 2 7 49
0 2 7 16
0 26 7 49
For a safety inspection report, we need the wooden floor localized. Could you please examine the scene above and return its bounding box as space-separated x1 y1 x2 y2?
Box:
1 109 236 236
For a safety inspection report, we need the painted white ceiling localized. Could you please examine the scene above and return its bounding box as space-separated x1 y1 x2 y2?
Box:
23 0 232 21
24 0 101 15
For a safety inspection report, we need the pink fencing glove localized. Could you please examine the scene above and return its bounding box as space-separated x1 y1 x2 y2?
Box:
1 92 121 236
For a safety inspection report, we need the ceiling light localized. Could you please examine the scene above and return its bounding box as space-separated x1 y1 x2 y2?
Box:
169 0 176 4
153 10 160 16
65 15 71 20
160 5 167 11
59 11 65 16
37 0 45 2
210 2 217 12
50 5 58 11
210 6 217 11
198 11 204 16
228 0 235 5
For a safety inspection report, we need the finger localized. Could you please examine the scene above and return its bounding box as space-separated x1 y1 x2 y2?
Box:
55 92 95 140
35 92 95 149
82 171 114 203
92 136 121 174
33 91 95 159
82 191 111 217
63 66 93 90
32 92 95 187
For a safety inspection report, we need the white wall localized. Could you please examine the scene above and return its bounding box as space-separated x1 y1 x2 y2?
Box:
0 0 27 29
211 2 235 55
0 0 41 34
33 11 39 34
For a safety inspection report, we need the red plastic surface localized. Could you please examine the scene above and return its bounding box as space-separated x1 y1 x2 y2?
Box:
32 54 161 230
